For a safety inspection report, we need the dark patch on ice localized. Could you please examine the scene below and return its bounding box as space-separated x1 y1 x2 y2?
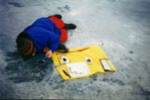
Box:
132 85 150 100
129 58 133 61
57 5 70 12
129 51 134 54
5 52 54 83
140 60 150 74
121 0 150 27
124 57 128 60
60 80 65 83
52 82 65 90
52 86 59 90
97 90 101 94
8 2 24 7
64 85 83 97
91 74 97 81
0 34 14 53
49 76 65 90
126 74 130 78
64 5 70 11
102 78 125 86
49 82 53 85
0 81 18 99
107 0 116 3
123 56 133 62
138 76 142 80
57 7 65 12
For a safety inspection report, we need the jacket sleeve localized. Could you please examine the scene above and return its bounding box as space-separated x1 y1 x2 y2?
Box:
47 32 60 52
48 40 59 52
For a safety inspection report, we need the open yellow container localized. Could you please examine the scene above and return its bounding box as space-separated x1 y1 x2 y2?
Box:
52 45 117 80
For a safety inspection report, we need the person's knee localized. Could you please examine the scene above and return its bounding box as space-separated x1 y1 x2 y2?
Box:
48 14 62 19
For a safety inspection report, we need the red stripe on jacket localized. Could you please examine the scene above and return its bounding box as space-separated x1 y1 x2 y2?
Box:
49 16 68 43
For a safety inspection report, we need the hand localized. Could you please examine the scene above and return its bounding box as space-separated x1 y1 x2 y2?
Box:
46 50 53 58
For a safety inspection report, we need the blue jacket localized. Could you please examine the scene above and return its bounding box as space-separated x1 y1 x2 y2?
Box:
22 17 61 52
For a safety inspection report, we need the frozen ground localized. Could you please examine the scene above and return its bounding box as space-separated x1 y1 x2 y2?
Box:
0 0 150 99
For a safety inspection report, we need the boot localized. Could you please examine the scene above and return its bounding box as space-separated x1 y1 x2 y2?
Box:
64 23 77 30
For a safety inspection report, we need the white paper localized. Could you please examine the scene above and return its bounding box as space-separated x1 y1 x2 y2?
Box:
66 62 90 78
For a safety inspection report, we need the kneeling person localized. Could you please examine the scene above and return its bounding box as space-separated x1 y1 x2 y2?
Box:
16 14 77 60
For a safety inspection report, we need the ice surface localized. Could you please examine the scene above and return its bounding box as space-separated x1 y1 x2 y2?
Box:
0 0 150 99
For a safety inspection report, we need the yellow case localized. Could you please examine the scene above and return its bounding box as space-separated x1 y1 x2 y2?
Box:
52 45 117 80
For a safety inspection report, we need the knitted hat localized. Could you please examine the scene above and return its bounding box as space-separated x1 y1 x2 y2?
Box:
17 38 34 57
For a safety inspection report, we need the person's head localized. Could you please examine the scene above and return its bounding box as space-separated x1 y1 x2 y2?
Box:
16 33 37 60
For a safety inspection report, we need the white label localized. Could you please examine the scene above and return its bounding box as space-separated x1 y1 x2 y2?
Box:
66 62 90 78
101 60 111 71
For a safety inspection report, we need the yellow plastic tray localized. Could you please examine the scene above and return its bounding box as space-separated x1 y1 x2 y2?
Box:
52 45 117 80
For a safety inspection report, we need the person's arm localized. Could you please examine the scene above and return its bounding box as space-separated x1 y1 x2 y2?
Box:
49 39 60 52
44 43 69 58
43 41 59 58
45 35 59 58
